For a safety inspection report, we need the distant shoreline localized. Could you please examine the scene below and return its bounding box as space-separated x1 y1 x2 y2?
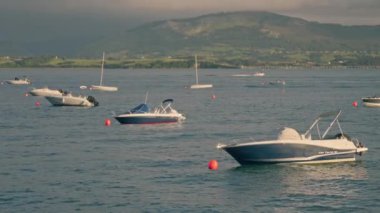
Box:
1 66 379 70
1 55 380 69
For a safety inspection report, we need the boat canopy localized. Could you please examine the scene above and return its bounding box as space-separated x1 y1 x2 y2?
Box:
162 99 174 104
129 103 150 113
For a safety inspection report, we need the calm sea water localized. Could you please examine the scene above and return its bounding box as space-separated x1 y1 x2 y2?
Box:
1 67 380 212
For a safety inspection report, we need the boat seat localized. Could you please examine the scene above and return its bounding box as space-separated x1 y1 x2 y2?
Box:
277 127 302 140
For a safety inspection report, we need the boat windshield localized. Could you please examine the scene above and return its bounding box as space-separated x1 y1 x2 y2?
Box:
129 103 150 114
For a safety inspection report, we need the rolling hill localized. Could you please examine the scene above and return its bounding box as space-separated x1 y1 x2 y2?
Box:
81 11 380 59
2 11 380 67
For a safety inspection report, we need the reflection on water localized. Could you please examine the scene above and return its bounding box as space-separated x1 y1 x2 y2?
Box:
283 163 368 198
119 122 184 131
221 162 369 211
290 163 368 181
1 68 380 212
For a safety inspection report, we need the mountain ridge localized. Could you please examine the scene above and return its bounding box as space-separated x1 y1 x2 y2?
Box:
1 11 380 61
80 11 380 58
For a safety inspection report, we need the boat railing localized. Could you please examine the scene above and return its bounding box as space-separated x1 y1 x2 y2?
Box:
304 110 343 140
352 138 363 148
161 102 175 114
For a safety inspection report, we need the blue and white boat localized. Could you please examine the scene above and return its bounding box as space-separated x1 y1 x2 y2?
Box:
217 110 368 165
114 99 185 124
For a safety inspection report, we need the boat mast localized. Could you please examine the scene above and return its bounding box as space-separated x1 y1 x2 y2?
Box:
195 55 199 85
100 52 105 86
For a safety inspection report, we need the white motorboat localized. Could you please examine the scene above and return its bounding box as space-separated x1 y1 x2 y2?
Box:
253 71 265 77
217 110 368 165
45 93 99 107
232 72 266 77
190 55 213 89
232 74 253 77
6 77 31 85
90 85 118 92
29 87 65 97
114 99 185 124
362 96 380 107
90 52 118 92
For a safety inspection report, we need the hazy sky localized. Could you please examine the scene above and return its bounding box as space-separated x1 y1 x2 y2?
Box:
1 0 379 25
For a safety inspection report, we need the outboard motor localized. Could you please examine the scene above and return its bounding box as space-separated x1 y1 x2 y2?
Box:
334 133 351 140
87 96 99 107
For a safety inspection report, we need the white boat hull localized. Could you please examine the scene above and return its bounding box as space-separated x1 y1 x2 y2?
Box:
6 80 30 85
253 72 265 77
362 97 380 107
29 88 63 97
90 85 118 92
190 84 213 89
45 95 97 107
363 102 380 107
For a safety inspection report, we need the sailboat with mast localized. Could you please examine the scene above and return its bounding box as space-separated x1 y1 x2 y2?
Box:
90 52 118 92
190 55 213 89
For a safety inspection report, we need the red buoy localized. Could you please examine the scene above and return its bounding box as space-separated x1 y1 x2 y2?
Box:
211 94 216 100
24 93 29 97
208 159 218 170
352 101 358 108
104 118 111 126
35 101 40 107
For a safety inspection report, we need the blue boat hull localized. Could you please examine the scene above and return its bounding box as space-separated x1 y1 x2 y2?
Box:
223 143 357 165
114 116 179 124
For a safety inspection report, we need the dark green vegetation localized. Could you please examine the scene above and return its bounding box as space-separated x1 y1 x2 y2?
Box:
1 11 380 68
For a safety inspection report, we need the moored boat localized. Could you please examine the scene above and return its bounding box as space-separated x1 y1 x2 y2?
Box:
45 93 99 107
217 110 368 165
29 87 65 97
253 71 265 77
114 99 185 124
190 55 213 89
90 52 118 92
6 77 31 85
90 85 118 92
362 96 380 107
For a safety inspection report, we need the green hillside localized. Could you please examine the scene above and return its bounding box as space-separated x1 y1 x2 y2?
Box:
2 11 380 67
82 11 380 56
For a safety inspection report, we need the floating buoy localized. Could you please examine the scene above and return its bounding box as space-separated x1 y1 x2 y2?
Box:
352 101 358 108
24 93 29 97
211 94 216 100
104 118 111 126
35 101 41 107
208 159 218 170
